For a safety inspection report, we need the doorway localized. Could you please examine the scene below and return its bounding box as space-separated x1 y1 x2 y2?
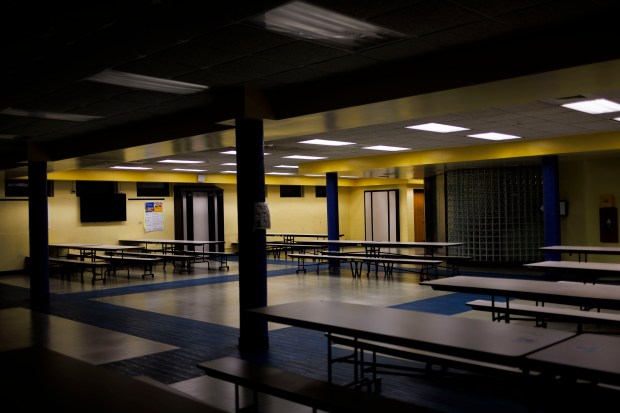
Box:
414 189 425 241
174 185 224 252
364 189 399 241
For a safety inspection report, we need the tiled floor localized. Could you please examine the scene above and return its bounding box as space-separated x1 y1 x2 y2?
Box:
1 257 618 412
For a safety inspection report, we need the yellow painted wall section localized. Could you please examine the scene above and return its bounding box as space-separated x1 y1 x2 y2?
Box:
267 186 324 233
218 183 239 246
0 200 30 270
560 157 620 263
48 181 177 245
3 160 618 271
0 180 356 271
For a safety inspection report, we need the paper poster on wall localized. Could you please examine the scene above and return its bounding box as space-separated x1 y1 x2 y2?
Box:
144 201 164 232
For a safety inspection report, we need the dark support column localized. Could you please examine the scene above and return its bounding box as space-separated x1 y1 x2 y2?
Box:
236 117 269 351
542 155 561 261
326 172 340 272
28 160 50 308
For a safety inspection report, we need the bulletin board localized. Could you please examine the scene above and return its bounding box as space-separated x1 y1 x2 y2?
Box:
144 201 164 232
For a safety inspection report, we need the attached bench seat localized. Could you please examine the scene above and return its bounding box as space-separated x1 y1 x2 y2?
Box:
48 257 110 284
466 299 620 331
121 251 193 274
266 243 322 259
288 253 442 280
328 334 524 392
104 255 161 278
197 356 437 413
381 253 471 275
176 250 236 270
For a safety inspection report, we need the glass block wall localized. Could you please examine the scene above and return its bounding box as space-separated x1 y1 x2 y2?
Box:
446 166 544 263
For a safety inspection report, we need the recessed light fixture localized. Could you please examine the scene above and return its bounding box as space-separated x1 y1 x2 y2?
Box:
299 139 355 146
561 98 620 114
275 165 299 169
363 145 409 151
111 166 152 170
158 160 204 164
221 170 237 174
87 70 209 94
266 172 294 175
468 132 521 141
0 108 102 122
172 168 207 172
220 150 270 155
284 155 327 160
340 175 359 179
405 122 469 133
221 162 236 166
249 1 406 51
304 174 326 177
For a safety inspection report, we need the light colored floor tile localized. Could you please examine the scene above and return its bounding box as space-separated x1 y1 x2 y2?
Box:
0 307 177 364
93 271 445 329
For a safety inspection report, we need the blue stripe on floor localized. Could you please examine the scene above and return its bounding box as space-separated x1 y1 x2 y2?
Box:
390 293 507 315
56 265 300 301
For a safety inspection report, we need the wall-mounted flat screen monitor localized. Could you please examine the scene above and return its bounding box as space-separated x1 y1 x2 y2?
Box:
79 193 127 222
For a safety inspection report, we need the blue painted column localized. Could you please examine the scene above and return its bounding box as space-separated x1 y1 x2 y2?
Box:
28 160 50 308
326 172 340 271
542 155 561 261
236 117 269 351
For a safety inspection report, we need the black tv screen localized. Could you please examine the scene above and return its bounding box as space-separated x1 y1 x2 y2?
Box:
79 193 127 222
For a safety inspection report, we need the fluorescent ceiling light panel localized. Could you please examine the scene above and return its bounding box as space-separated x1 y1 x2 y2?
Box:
275 165 298 168
468 132 521 141
406 122 469 133
266 172 294 175
221 162 236 166
158 159 204 164
111 166 152 170
172 168 207 172
561 98 620 114
220 150 270 155
340 175 359 178
1 108 102 122
250 1 406 51
221 170 237 174
304 174 325 177
284 155 326 160
299 139 355 146
87 70 208 94
363 145 409 151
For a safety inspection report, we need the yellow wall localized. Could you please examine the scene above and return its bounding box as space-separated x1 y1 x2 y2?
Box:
0 179 366 272
3 159 614 272
48 181 177 245
560 157 620 262
0 199 30 270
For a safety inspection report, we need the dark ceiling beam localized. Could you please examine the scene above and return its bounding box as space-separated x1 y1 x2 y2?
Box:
34 86 252 161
